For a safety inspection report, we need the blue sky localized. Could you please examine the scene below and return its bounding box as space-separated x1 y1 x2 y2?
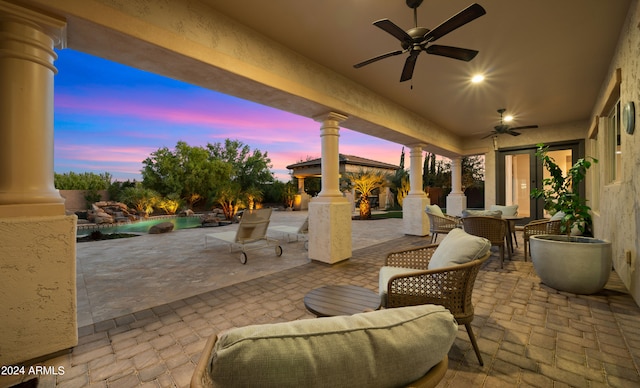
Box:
53 49 404 182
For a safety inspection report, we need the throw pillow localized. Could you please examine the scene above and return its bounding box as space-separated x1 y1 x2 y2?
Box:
461 209 503 218
490 204 518 216
425 204 444 216
428 228 491 269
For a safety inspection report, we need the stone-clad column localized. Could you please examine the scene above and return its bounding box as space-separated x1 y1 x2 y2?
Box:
308 112 352 264
0 1 66 217
402 144 430 236
0 1 77 365
447 156 467 216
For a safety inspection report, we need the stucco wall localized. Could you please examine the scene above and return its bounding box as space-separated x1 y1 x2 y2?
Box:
0 215 77 364
59 189 109 212
591 0 640 303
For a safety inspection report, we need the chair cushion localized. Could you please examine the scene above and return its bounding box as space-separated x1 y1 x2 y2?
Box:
461 209 503 218
206 305 458 388
490 205 518 216
428 228 491 269
425 204 445 217
550 211 565 221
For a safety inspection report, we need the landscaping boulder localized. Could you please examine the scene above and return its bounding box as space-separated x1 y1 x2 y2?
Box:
149 222 174 234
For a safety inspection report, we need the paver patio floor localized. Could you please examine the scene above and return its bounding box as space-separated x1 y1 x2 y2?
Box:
3 211 640 387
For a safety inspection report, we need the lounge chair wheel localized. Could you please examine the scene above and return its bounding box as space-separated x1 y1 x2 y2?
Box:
275 245 283 256
240 252 248 265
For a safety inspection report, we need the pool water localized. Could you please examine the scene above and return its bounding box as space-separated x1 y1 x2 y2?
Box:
78 216 203 236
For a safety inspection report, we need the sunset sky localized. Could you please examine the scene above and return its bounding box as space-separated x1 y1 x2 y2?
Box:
53 49 404 182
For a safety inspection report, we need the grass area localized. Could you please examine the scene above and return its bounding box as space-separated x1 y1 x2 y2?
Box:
370 210 403 219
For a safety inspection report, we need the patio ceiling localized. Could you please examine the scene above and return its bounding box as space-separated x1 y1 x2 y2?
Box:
206 0 630 139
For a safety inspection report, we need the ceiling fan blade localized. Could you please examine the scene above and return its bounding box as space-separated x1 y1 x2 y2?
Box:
354 50 403 68
425 45 478 61
373 19 412 44
508 131 522 136
509 125 539 130
481 132 497 139
423 3 486 43
400 51 420 82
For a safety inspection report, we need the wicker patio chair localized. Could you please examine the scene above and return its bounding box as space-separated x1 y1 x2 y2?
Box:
381 244 491 366
461 216 509 268
523 219 562 261
426 212 461 244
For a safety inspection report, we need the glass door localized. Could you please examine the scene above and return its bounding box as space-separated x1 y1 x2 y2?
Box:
496 142 584 224
497 149 535 224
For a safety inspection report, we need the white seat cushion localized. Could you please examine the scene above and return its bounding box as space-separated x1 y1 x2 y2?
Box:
428 228 491 269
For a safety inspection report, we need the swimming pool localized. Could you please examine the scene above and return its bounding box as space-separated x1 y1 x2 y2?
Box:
77 216 203 236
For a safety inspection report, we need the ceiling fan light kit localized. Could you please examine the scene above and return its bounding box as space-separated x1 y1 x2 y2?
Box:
353 1 486 82
481 109 539 139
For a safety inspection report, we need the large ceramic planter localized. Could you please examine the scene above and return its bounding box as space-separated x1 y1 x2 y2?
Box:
529 235 612 294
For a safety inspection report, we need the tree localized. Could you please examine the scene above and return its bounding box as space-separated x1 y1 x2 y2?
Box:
142 141 231 208
54 172 112 190
345 169 388 219
207 139 274 216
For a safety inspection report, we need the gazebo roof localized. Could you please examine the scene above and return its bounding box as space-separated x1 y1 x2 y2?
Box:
286 154 400 171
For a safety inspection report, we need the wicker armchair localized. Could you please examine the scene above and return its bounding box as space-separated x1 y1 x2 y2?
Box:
461 216 509 268
381 245 490 366
426 212 461 243
523 219 562 261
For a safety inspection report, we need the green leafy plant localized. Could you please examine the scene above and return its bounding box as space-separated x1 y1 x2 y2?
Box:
530 144 597 236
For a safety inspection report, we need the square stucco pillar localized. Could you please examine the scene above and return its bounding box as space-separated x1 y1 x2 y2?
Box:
403 145 430 236
447 193 467 217
308 198 352 264
402 195 431 236
0 215 77 365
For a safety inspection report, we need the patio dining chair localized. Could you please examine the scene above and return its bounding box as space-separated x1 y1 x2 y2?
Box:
523 219 562 261
461 216 509 268
425 204 461 243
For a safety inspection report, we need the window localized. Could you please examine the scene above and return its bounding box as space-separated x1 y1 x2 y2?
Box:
606 99 621 183
589 137 599 211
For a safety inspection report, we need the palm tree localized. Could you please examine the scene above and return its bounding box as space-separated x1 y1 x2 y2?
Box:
345 169 388 220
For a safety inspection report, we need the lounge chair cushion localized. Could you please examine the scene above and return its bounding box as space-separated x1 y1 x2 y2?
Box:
490 205 518 216
428 228 491 269
425 204 445 216
204 305 457 388
461 209 503 218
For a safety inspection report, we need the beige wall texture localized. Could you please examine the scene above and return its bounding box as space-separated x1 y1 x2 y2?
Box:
590 0 640 302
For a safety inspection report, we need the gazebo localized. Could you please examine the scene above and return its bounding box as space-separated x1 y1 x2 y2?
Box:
287 154 400 210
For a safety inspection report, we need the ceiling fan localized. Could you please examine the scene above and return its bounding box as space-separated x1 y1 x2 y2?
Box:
353 0 486 82
482 109 539 138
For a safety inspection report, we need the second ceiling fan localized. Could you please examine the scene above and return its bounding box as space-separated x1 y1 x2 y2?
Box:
354 0 486 82
482 109 539 138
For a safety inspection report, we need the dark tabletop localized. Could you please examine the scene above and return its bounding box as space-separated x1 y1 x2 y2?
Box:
303 284 381 317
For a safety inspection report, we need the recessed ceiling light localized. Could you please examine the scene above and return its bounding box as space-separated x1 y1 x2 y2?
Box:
471 74 484 83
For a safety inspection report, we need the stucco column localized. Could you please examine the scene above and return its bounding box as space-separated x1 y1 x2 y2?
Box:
0 1 66 217
403 145 430 236
308 112 351 264
447 156 467 216
0 2 77 365
316 112 346 198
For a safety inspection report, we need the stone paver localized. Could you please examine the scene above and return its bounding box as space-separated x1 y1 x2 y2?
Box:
3 216 640 387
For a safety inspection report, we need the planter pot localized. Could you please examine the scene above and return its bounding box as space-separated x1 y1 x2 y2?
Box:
529 235 612 294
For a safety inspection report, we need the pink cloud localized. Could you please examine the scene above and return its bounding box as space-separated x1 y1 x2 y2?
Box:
56 143 157 164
